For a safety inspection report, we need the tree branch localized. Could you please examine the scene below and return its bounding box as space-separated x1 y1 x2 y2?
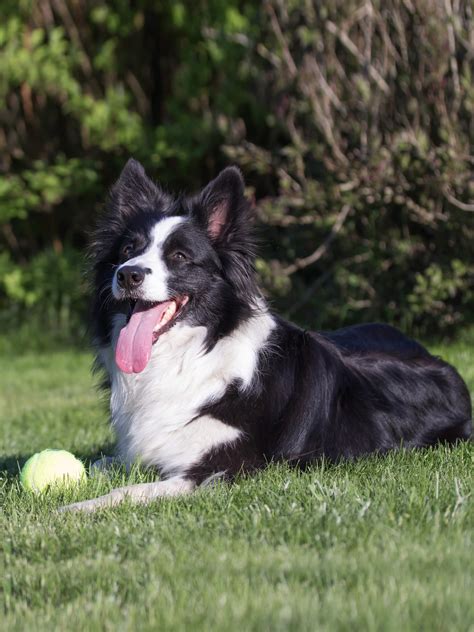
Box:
282 204 352 275
443 188 474 211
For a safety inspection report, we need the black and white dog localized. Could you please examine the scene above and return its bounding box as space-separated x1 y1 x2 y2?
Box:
63 159 472 512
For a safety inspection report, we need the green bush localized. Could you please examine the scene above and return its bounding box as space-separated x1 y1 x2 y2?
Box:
0 1 472 340
0 248 87 348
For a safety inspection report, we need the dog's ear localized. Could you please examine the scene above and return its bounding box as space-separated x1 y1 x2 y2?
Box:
194 166 258 302
195 166 247 242
108 159 162 216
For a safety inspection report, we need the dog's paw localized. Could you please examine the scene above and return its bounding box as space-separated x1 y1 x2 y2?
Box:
58 491 120 513
58 499 100 513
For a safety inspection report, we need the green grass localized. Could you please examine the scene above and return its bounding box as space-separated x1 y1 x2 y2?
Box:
1 336 473 631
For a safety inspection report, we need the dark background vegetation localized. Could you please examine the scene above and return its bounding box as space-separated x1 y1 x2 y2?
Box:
1 0 473 347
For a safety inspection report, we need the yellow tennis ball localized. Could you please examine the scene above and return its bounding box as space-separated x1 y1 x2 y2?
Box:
20 449 86 492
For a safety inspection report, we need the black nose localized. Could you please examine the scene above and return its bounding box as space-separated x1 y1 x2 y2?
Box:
117 265 146 292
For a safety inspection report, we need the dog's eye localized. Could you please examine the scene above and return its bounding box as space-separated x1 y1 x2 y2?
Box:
171 251 187 261
122 244 133 258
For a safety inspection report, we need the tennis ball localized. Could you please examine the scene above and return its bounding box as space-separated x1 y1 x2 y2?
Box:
20 449 86 492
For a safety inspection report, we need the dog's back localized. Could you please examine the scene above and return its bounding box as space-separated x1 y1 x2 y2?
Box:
321 322 429 358
222 319 472 467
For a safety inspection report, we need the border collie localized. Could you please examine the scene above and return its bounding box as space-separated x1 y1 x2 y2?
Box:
62 159 472 512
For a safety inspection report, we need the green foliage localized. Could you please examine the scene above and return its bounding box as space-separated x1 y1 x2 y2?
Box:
0 248 87 344
408 260 472 330
0 157 99 223
0 0 472 338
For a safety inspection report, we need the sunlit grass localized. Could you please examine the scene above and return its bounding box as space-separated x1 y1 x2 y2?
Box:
1 334 472 631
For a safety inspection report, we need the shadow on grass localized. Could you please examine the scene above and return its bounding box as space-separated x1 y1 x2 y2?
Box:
0 441 116 479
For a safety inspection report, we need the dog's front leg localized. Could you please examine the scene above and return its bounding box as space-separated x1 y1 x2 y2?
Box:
58 477 195 513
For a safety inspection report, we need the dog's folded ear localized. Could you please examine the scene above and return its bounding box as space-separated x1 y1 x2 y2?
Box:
196 166 247 242
108 158 164 216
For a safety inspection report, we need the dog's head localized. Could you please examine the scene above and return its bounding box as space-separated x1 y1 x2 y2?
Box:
90 159 259 373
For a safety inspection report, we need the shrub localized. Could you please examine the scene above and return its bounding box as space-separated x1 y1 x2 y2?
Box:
0 0 472 339
220 0 474 333
0 247 87 347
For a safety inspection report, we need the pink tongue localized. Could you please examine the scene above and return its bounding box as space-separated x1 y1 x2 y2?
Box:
115 300 173 374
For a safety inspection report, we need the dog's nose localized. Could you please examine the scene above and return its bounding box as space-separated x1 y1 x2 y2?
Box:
117 265 146 291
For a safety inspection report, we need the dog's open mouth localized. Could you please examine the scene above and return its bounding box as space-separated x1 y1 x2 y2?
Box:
115 297 188 374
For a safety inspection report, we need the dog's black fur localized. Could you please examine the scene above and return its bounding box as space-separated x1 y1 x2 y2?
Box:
90 160 472 487
190 320 472 482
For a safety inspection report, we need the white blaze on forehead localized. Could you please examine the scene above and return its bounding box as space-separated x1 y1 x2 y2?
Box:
113 215 186 301
151 215 186 248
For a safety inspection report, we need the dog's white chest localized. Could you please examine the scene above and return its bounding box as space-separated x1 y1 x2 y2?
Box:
100 313 274 476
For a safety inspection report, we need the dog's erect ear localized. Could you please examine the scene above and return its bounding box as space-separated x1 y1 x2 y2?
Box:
108 158 162 215
195 166 257 302
196 166 246 241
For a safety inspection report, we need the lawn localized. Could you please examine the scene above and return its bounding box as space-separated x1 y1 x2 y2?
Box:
1 333 473 631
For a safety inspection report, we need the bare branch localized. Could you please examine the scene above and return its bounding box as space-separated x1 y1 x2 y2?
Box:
444 0 461 107
265 1 298 78
51 0 92 76
282 204 352 275
326 20 390 95
443 188 474 211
